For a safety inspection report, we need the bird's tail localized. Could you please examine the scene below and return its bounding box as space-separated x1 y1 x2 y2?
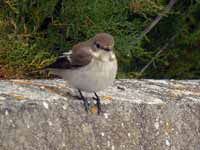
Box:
26 51 72 77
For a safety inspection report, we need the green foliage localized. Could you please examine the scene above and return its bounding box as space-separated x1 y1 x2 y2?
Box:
0 39 56 78
0 0 199 79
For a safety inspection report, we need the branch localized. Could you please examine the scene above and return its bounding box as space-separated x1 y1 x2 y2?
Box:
139 0 178 40
131 0 178 76
139 34 177 75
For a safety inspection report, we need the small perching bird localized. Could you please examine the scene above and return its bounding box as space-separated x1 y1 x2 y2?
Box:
46 33 117 114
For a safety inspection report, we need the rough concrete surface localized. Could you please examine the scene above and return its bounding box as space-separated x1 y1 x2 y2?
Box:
0 79 199 150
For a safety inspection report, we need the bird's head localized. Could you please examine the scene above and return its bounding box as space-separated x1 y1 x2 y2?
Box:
89 33 115 62
92 33 114 52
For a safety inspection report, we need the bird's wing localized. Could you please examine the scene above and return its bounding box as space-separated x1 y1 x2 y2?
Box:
71 42 92 67
45 55 72 69
46 42 92 69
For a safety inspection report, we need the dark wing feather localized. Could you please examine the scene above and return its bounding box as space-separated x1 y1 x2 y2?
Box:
46 42 92 69
45 56 72 69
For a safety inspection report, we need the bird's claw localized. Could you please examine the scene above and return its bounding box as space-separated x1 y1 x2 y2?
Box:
83 100 89 113
94 93 101 115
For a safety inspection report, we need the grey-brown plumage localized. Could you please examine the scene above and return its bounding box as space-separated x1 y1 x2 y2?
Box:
47 33 114 69
71 43 93 67
46 33 117 114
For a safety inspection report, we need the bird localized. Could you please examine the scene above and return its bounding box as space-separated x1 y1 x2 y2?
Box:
46 33 117 114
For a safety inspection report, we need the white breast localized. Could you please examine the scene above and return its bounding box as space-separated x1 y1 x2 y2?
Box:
59 53 117 92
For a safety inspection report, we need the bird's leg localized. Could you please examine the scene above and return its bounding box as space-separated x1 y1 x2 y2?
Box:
78 89 89 113
94 92 101 115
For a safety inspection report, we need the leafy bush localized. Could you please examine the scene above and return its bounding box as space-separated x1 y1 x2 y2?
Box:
0 0 199 79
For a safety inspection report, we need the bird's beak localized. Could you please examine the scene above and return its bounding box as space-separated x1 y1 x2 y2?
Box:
108 45 113 49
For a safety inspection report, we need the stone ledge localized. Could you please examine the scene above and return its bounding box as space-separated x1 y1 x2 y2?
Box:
0 79 200 150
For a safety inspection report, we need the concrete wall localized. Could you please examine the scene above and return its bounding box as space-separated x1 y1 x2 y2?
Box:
0 79 199 150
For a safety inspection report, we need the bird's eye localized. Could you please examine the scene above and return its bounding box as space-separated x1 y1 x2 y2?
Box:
95 43 101 48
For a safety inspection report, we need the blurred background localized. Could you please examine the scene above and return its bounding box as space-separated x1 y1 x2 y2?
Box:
0 0 199 79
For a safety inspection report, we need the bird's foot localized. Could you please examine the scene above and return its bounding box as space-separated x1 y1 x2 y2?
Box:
83 99 89 113
78 89 89 113
74 95 82 100
94 93 101 115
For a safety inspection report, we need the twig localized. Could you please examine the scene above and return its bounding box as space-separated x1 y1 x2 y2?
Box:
139 0 178 40
132 0 178 76
131 0 178 47
139 34 177 75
